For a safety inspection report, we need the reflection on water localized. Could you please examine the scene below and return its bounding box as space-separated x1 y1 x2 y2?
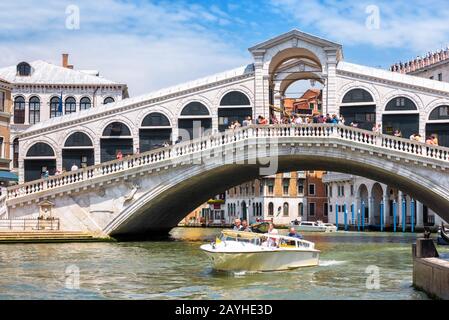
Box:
0 228 447 300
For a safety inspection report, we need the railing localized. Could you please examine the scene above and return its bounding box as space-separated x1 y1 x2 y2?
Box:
7 124 449 201
0 218 60 231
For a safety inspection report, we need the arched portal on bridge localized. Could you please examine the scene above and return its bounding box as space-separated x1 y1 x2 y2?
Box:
139 112 172 152
268 47 324 122
62 132 94 171
340 89 376 131
24 142 56 182
383 97 419 138
100 122 133 163
427 105 449 147
178 102 212 140
218 91 252 132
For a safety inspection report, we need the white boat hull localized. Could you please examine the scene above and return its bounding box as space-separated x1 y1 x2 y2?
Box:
292 225 337 233
201 245 320 272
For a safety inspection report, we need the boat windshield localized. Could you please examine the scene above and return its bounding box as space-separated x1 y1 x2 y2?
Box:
219 233 262 246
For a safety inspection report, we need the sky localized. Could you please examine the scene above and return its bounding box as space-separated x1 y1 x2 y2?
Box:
1 0 449 96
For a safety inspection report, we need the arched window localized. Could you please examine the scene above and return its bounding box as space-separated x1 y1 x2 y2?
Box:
50 96 61 118
80 97 91 110
26 143 55 157
342 89 374 103
181 102 209 116
102 122 131 137
220 91 250 106
283 202 289 217
14 96 25 124
385 97 417 111
65 97 76 114
103 97 115 105
64 132 93 147
17 62 31 76
429 105 449 120
298 203 304 217
29 96 40 124
268 202 274 216
13 138 19 168
141 113 171 127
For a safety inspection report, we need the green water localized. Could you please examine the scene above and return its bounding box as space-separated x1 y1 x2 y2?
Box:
0 228 447 300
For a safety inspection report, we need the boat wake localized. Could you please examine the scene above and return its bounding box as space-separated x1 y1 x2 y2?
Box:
319 260 346 267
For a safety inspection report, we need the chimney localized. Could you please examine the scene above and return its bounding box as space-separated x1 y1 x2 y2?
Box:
62 53 74 69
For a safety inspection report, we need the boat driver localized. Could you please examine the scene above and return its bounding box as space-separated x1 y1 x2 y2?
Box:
288 227 304 240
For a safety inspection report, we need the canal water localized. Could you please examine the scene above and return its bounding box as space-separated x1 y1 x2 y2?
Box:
0 228 448 300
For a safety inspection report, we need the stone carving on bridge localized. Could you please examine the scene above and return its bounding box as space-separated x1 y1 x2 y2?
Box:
38 200 54 220
123 184 140 203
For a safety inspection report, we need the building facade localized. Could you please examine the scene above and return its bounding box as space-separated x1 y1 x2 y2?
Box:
0 78 15 188
0 54 128 176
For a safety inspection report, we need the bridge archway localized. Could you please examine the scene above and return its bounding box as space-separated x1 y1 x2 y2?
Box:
24 142 56 182
383 97 419 138
62 132 94 171
340 89 376 131
371 183 384 227
427 105 449 147
100 122 133 163
218 91 252 132
139 112 172 152
267 48 324 119
178 102 212 140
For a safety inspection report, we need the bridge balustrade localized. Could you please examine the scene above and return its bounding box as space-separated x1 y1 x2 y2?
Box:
7 124 449 201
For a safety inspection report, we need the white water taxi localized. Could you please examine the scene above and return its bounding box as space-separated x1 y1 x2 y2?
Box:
291 220 337 233
200 230 320 272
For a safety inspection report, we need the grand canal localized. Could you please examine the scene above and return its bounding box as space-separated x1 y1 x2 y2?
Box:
0 228 447 300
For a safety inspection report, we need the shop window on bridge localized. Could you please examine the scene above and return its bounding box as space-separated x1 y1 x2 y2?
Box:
179 102 212 140
385 97 417 112
219 92 252 132
140 113 172 153
220 91 251 106
24 142 56 182
340 89 375 130
383 97 419 138
26 143 55 157
342 89 374 103
63 132 94 171
101 122 133 163
427 106 449 147
181 102 210 116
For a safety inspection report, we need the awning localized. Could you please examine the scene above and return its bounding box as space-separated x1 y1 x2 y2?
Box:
0 171 18 182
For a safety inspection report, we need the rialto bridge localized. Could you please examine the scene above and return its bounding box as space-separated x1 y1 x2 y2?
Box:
6 29 449 237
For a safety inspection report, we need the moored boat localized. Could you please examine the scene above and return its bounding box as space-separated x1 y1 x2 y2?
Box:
438 222 449 245
290 220 337 232
200 230 320 272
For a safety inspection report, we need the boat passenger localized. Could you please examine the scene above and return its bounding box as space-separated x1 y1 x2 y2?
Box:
233 218 243 231
266 223 279 247
288 227 304 240
241 220 252 232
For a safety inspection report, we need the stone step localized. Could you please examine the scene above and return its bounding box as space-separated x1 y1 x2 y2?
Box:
0 231 112 243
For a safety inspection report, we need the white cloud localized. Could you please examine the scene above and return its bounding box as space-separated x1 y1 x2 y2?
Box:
271 0 449 53
0 0 250 96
